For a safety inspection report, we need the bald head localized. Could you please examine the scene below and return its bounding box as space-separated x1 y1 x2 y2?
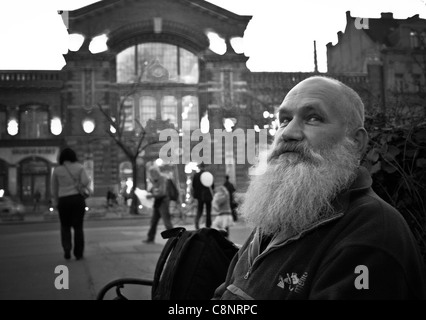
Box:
286 76 365 133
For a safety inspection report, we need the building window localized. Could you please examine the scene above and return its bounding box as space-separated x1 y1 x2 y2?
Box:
140 96 157 127
161 96 177 127
412 74 422 93
117 46 136 83
117 43 199 84
395 73 405 93
182 95 199 130
122 97 135 131
0 108 6 139
19 157 49 203
410 31 419 49
0 159 7 195
19 105 49 139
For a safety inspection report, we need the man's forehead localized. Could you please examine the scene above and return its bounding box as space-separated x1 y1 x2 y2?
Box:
280 78 342 114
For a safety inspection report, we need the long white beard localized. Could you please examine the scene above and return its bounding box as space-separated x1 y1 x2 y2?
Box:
241 138 359 237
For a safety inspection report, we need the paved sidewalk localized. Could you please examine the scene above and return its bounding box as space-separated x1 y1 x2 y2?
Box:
0 203 154 225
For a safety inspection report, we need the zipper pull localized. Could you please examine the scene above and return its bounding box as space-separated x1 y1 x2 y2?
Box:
244 267 252 279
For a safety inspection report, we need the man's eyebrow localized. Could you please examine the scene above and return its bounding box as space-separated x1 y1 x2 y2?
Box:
279 103 327 117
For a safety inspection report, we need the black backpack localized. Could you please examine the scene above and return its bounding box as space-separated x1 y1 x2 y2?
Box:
152 227 239 300
167 179 179 202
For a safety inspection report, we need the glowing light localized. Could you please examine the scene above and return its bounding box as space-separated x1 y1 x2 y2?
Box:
230 37 244 54
68 33 84 52
263 111 270 118
155 158 164 166
206 31 226 55
223 118 236 132
126 178 133 194
185 162 199 174
82 118 95 133
254 125 260 132
0 189 4 197
50 117 62 135
85 206 89 211
110 117 116 134
7 118 18 136
89 34 108 54
200 112 209 134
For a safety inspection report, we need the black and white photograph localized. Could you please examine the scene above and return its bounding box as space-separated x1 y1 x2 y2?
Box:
0 0 425 307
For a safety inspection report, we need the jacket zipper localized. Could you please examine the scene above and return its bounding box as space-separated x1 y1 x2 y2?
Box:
243 214 344 280
244 242 289 280
244 267 252 279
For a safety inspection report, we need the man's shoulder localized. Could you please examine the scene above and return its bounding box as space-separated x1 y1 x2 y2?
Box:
337 189 417 251
348 189 403 223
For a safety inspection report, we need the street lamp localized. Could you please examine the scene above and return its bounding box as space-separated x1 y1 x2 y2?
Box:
82 118 95 134
50 117 62 135
7 118 18 136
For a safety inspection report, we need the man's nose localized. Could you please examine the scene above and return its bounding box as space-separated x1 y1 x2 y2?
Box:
280 119 304 142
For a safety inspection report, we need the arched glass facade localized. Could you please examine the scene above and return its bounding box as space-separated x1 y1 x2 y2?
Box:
116 43 199 84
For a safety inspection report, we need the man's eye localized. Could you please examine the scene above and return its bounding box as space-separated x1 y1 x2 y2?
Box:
306 115 322 123
279 118 290 127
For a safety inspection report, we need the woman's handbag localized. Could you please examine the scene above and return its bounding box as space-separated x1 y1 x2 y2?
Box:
64 164 91 199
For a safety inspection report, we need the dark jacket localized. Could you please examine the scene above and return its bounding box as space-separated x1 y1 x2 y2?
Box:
192 170 214 202
213 167 426 300
224 180 237 209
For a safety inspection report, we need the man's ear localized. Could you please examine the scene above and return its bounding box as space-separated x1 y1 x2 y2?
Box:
352 127 368 155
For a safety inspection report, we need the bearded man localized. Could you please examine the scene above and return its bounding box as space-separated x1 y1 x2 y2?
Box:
213 76 426 300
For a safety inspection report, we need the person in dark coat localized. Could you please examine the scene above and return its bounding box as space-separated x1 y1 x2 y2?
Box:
191 163 214 229
223 175 238 222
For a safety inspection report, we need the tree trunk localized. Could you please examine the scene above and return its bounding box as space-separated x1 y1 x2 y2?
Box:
129 159 139 215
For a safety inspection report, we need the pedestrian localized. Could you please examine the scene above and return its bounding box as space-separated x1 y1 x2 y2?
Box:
211 185 234 238
106 187 116 207
143 166 173 244
191 162 214 229
223 175 238 222
51 147 90 261
32 189 41 212
213 76 426 299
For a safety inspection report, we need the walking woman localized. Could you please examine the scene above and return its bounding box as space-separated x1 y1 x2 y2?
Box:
51 147 90 260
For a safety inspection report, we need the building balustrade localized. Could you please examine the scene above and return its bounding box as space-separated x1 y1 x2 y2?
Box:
0 71 63 88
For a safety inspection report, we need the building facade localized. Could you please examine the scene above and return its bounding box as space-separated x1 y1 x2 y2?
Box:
1 1 386 205
327 11 426 123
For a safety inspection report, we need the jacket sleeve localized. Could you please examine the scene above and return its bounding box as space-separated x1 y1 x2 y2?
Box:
309 244 424 299
212 249 240 300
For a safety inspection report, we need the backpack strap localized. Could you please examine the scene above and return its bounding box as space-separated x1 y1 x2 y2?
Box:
152 228 198 300
151 227 186 299
63 164 81 192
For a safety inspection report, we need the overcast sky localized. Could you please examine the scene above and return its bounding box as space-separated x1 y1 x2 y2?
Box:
0 0 425 72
